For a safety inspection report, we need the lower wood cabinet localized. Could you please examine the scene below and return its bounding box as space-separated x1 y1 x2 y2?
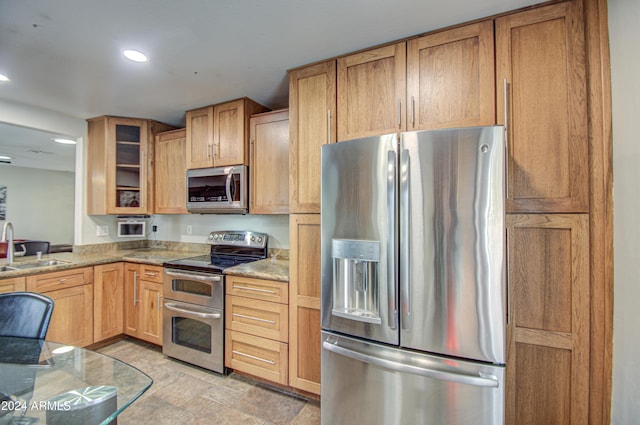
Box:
93 263 124 342
506 214 590 424
288 214 321 395
124 263 164 345
26 267 94 347
225 275 289 385
0 276 26 293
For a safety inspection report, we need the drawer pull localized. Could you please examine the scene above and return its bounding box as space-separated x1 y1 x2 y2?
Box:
232 350 275 365
232 313 276 325
233 285 276 295
145 272 158 277
59 278 66 283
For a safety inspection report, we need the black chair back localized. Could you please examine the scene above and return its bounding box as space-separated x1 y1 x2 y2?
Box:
16 241 51 256
0 292 54 339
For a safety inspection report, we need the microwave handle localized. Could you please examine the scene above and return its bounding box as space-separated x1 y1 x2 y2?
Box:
226 172 233 202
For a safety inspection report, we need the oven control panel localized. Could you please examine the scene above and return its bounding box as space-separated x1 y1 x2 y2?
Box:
208 230 268 249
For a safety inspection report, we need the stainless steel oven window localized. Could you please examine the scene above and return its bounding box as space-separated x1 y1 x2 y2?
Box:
171 316 212 354
171 278 213 297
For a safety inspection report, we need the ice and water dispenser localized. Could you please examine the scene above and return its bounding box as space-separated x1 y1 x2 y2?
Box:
331 239 381 324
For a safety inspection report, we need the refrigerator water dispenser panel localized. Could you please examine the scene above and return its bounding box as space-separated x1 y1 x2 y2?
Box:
331 239 381 324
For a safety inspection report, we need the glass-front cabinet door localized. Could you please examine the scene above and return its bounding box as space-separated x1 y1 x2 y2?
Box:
108 117 149 214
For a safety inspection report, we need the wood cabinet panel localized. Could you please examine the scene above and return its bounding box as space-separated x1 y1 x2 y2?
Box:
124 263 163 345
225 330 288 385
226 275 288 304
407 20 495 130
93 263 124 342
506 214 590 425
289 214 321 394
155 128 187 214
497 2 588 213
213 99 246 166
44 283 94 347
226 295 288 342
289 61 336 213
0 277 26 293
186 106 215 169
138 279 163 345
337 43 406 141
26 267 93 292
250 109 290 214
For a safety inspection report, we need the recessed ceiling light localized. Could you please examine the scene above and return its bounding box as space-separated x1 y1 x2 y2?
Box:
123 49 148 63
0 74 9 82
53 138 77 145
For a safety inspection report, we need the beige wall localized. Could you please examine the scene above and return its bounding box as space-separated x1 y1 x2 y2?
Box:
609 0 639 422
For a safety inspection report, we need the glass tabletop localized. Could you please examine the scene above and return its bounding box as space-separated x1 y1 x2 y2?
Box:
0 337 152 425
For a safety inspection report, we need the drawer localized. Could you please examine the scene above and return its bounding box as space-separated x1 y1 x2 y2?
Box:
26 267 93 292
226 275 288 304
0 277 26 293
226 295 288 342
225 330 288 385
138 264 163 283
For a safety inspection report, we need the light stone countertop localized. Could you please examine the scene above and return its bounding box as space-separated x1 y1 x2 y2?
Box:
0 248 289 282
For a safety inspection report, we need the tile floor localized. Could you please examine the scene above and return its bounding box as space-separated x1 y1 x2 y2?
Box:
97 338 320 425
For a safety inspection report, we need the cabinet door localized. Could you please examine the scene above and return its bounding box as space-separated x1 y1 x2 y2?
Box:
123 263 140 337
289 214 321 394
155 128 187 214
496 2 588 213
250 109 290 214
289 61 336 213
107 117 150 214
93 263 124 342
138 279 163 345
506 214 589 425
407 20 495 130
337 42 406 141
213 99 247 166
45 284 94 347
186 106 215 169
0 277 26 293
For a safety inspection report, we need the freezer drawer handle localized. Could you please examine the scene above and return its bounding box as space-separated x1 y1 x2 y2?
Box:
164 303 221 320
322 340 499 388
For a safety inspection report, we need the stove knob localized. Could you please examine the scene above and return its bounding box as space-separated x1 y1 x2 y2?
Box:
208 234 214 240
251 236 256 242
257 237 263 243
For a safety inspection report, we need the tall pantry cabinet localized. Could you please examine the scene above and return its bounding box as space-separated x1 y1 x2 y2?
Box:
287 60 336 395
286 0 612 421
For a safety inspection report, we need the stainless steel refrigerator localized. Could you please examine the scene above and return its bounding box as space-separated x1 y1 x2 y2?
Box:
320 126 506 425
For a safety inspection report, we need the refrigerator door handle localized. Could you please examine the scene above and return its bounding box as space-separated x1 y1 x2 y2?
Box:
387 149 397 330
400 147 411 329
322 340 499 388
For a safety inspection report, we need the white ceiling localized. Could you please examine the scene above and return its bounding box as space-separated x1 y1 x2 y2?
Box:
0 0 545 171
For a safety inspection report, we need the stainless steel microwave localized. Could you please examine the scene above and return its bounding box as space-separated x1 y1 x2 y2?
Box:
186 165 248 213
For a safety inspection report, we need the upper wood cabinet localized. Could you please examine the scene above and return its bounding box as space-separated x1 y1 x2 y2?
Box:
496 2 589 213
87 116 174 215
186 98 269 169
155 128 188 214
407 20 495 130
249 109 289 214
288 60 336 213
337 43 406 141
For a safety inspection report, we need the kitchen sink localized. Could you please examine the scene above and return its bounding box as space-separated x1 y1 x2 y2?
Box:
8 259 71 269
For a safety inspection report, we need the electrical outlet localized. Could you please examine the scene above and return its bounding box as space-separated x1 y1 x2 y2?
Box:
187 225 193 235
152 225 158 232
97 225 109 236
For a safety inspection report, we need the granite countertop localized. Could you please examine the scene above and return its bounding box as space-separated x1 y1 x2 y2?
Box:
224 258 289 282
0 248 289 282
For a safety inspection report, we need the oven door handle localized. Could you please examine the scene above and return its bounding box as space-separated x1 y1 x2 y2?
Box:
164 303 222 320
164 269 222 283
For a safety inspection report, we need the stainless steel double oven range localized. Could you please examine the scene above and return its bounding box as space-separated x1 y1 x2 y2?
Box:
162 230 268 373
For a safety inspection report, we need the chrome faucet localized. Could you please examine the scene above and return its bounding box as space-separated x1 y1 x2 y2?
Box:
1 222 14 265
